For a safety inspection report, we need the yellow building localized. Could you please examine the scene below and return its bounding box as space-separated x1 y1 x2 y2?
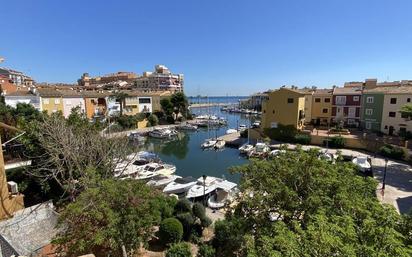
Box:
0 123 24 220
262 87 306 129
38 89 64 114
310 89 333 126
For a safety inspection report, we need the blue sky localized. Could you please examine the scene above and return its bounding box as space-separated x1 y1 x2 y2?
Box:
1 0 412 96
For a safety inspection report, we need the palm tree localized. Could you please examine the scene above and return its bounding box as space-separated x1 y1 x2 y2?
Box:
110 92 129 116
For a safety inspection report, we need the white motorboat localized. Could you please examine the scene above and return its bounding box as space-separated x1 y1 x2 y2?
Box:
147 175 181 188
163 177 198 194
252 121 261 128
269 149 286 157
214 140 226 149
201 139 217 148
207 180 237 209
207 180 238 209
249 143 270 158
141 163 176 176
352 156 371 172
149 128 178 139
178 124 198 131
239 143 254 154
226 129 238 134
186 176 221 199
238 124 247 131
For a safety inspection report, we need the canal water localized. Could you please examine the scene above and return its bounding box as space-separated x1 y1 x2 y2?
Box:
141 105 260 183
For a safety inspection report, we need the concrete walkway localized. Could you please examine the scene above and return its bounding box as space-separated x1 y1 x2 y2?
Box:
271 143 412 214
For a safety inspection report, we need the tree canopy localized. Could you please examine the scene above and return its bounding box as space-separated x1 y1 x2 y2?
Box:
212 148 412 257
53 179 174 257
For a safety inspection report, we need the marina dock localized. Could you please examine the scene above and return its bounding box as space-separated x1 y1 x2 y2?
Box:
217 132 244 147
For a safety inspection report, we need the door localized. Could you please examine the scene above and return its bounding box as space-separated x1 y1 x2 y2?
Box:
389 126 394 136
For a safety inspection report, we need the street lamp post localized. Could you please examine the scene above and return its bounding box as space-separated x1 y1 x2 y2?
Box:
202 174 207 206
382 158 388 193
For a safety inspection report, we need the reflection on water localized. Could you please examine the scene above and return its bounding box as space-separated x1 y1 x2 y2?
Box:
141 106 260 183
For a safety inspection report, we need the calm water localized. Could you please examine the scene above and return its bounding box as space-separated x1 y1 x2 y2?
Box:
141 105 260 183
188 96 248 105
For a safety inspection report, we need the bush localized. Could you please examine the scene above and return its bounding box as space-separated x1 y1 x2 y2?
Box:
379 144 405 160
116 115 138 129
294 133 311 145
159 218 184 245
166 242 192 257
324 136 345 148
176 212 195 239
175 199 192 214
197 244 215 257
200 216 212 228
147 114 159 127
264 124 297 142
192 203 206 219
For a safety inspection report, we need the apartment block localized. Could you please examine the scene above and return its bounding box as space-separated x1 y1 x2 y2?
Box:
331 87 362 127
262 87 306 130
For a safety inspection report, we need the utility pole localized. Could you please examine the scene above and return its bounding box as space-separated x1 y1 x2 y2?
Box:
382 158 388 195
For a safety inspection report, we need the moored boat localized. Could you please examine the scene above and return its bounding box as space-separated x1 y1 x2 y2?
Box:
239 143 254 154
214 139 226 149
201 139 217 148
163 176 198 195
186 176 221 199
147 175 181 188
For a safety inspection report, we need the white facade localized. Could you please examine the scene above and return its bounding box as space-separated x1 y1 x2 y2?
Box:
381 94 412 135
4 95 41 111
62 98 85 118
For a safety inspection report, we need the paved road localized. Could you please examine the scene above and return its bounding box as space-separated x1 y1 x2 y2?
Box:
271 143 412 214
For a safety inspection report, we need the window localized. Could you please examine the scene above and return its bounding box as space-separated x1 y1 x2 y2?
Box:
315 98 321 103
324 98 330 103
353 96 359 101
384 125 388 129
270 122 278 128
322 108 328 113
366 96 374 103
139 98 151 104
263 110 266 113
389 112 396 117
287 98 294 103
272 110 275 114
336 96 346 105
401 112 409 119
390 98 397 104
55 98 60 104
366 122 372 130
43 99 49 104
408 98 411 103
365 109 373 115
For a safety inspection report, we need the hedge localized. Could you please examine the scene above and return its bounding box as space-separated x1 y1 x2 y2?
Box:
174 199 192 214
324 136 345 148
159 218 184 245
166 242 192 257
379 144 405 160
294 134 311 145
197 244 215 257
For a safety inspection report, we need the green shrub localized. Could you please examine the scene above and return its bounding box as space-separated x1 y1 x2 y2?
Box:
166 242 192 257
200 216 212 228
379 144 405 160
159 218 184 245
175 199 192 214
197 244 215 257
324 136 345 148
294 133 311 145
192 203 206 219
147 114 159 127
264 124 297 142
116 115 137 129
176 212 195 239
